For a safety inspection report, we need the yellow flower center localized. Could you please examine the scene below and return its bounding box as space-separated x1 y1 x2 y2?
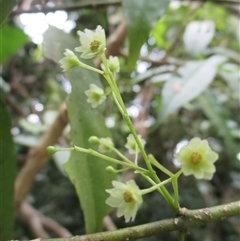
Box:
130 143 137 151
190 152 202 165
90 40 101 52
123 190 134 203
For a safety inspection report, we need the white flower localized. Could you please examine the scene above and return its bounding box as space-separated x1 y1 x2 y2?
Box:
98 137 114 153
175 137 218 180
84 84 106 108
101 56 120 73
125 134 146 154
106 180 143 222
75 25 106 59
59 49 81 71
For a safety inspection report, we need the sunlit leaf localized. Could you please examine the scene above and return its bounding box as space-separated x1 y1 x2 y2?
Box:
0 93 16 240
122 0 170 71
0 24 28 64
43 26 116 233
159 55 227 122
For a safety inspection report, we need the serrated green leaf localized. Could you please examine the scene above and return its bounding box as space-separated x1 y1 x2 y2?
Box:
122 0 170 71
0 93 16 240
43 26 116 234
0 24 28 64
159 55 227 122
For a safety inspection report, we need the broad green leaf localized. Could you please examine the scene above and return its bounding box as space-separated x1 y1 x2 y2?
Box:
0 93 16 240
159 55 227 122
197 91 238 162
0 0 16 26
122 0 170 71
43 26 115 233
0 24 28 64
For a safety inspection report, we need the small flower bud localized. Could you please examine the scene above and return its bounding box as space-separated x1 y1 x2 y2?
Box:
105 166 116 173
47 146 58 155
59 49 82 71
88 136 100 145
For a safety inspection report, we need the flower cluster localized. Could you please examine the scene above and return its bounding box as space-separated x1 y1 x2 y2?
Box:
57 24 221 227
175 137 218 180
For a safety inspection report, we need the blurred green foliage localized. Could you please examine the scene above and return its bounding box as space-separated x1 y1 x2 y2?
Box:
0 24 28 64
0 94 16 240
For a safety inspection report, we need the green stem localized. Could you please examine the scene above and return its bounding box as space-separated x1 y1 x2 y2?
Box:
101 54 150 169
134 149 139 165
141 174 178 214
97 138 133 165
148 154 174 177
73 145 148 173
111 147 133 165
178 231 186 241
172 170 183 207
100 53 177 213
140 174 165 197
172 176 179 207
141 178 172 195
79 61 104 75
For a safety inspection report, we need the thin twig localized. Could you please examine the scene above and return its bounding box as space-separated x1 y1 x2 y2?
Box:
9 0 121 17
14 103 68 208
13 201 240 241
9 0 239 17
19 202 72 238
